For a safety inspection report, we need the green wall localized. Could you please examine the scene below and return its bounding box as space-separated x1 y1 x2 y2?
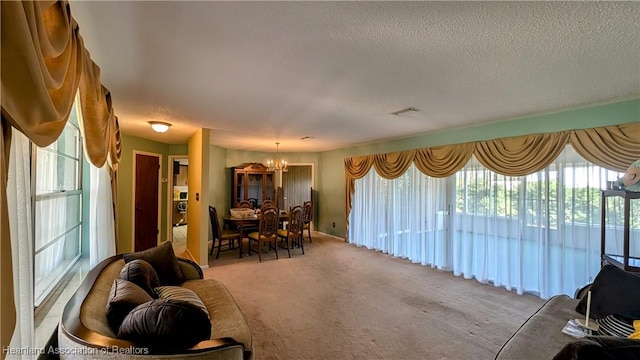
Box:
316 99 639 238
117 135 171 253
117 99 638 246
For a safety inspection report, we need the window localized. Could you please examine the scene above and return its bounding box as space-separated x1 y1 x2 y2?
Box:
33 106 83 306
349 145 629 299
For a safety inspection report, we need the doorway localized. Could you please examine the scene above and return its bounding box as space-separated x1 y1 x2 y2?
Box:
133 152 161 252
168 155 189 245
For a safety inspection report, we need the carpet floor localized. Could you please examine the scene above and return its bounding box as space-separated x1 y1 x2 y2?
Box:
203 232 544 360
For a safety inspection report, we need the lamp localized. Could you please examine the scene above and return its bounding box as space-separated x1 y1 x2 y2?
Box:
149 121 171 133
266 142 288 172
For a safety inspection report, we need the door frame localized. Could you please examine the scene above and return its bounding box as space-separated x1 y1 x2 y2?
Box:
132 150 162 251
167 154 188 241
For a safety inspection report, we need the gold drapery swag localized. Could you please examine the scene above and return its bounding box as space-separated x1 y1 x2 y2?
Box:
344 122 640 240
1 1 122 353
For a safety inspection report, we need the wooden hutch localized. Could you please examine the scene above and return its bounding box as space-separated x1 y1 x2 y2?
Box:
231 163 275 208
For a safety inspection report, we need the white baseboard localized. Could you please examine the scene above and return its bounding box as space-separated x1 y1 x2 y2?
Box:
316 231 346 241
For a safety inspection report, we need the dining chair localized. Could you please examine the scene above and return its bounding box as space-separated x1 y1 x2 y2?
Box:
237 200 254 209
247 208 280 262
277 206 304 256
303 201 313 243
260 199 275 211
209 206 242 260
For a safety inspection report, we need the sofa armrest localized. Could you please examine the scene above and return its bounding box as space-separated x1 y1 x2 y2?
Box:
178 258 203 280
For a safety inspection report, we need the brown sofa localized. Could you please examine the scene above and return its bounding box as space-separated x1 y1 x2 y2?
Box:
495 265 640 360
57 254 253 359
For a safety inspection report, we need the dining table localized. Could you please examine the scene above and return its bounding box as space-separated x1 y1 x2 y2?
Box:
221 211 289 258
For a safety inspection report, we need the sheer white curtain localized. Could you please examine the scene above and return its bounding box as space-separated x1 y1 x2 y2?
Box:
349 166 450 269
8 131 35 355
88 163 116 268
349 145 624 300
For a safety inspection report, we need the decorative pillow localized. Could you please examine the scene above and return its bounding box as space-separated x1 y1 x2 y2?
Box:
105 279 154 333
119 259 160 298
118 299 212 352
155 286 209 319
575 264 640 319
123 241 185 286
596 314 636 338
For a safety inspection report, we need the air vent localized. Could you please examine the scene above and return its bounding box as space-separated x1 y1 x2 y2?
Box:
390 107 420 116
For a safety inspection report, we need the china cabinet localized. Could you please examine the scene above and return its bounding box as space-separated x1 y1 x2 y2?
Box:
232 163 275 208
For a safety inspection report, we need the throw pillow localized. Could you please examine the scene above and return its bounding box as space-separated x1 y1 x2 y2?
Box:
575 264 640 319
596 314 636 338
105 279 154 333
155 286 209 319
123 241 185 286
118 298 212 352
119 259 160 298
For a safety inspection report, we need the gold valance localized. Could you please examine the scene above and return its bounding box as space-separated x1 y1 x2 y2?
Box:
344 121 640 240
570 123 640 172
1 2 122 352
474 132 570 177
1 1 83 147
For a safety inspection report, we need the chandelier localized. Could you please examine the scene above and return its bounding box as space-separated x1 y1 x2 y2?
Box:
266 142 288 172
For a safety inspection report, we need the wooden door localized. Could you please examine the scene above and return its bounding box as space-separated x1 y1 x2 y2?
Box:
135 153 160 252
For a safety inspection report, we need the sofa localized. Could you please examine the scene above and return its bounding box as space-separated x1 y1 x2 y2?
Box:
495 264 640 360
57 242 253 360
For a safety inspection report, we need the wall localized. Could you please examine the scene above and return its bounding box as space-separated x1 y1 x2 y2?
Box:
187 129 210 265
316 99 640 238
207 145 229 238
117 134 170 253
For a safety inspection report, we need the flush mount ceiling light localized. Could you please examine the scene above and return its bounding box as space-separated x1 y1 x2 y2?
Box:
390 107 420 116
149 121 171 133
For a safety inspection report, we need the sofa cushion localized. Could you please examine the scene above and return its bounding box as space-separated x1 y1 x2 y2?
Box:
105 279 154 333
123 241 185 286
552 336 640 360
118 298 212 352
155 286 209 319
182 279 253 351
119 259 159 297
575 264 640 320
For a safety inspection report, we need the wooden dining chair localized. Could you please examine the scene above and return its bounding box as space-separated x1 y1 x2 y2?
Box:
247 208 280 262
277 206 304 256
237 200 254 209
303 201 313 243
209 206 242 260
260 199 275 211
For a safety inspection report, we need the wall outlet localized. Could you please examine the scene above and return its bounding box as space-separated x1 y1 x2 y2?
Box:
332 222 335 228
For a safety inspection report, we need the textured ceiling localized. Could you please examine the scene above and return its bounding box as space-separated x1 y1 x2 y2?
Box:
68 1 639 153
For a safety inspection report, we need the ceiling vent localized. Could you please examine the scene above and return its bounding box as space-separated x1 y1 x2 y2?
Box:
390 107 420 116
